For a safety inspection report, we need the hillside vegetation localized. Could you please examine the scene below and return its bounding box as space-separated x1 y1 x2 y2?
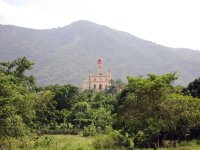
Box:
1 20 200 85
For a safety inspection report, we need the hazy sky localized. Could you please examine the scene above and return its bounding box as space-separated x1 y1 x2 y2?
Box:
0 0 200 50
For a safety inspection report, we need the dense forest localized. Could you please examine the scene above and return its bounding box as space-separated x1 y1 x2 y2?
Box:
0 57 200 149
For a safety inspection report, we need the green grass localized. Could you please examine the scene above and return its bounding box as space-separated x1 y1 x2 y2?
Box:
159 140 200 150
6 134 96 150
3 134 200 150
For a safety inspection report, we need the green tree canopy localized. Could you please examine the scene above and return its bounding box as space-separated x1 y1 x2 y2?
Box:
0 57 35 86
183 77 200 98
115 73 178 147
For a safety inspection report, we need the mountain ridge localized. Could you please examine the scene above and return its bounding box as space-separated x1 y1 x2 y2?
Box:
0 20 200 86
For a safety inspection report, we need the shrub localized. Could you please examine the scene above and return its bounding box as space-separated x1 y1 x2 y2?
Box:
117 132 134 149
70 127 80 135
196 140 200 145
33 136 55 148
93 135 116 149
92 130 126 149
83 124 97 136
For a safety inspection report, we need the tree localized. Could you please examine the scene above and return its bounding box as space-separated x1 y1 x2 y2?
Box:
69 91 114 129
183 77 200 98
34 90 59 129
0 73 36 149
0 57 35 86
160 94 200 140
70 102 91 127
46 85 79 110
106 79 126 94
0 58 36 148
115 73 177 147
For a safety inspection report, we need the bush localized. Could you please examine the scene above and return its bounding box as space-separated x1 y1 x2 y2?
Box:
18 135 30 149
103 125 113 134
93 135 116 149
196 139 200 145
83 124 97 136
117 132 134 149
70 127 80 135
92 130 127 149
33 136 55 148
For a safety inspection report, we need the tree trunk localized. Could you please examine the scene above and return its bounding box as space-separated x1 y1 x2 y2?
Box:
157 137 160 148
8 142 11 150
153 143 157 150
147 143 150 149
175 140 178 147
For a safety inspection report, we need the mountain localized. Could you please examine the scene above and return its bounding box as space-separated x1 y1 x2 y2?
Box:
0 20 200 86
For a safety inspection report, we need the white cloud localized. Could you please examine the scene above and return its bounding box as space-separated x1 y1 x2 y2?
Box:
0 0 200 50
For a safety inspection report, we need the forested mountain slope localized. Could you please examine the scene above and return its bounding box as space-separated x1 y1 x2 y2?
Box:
1 20 200 86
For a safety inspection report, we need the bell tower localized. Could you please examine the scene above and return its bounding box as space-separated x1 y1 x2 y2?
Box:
97 58 103 76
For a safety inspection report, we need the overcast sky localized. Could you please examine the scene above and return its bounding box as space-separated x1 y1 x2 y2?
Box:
0 0 200 50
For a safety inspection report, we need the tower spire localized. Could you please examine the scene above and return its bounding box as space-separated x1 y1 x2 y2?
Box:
97 58 103 75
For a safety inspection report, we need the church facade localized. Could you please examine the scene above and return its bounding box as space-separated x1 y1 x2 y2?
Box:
82 58 111 91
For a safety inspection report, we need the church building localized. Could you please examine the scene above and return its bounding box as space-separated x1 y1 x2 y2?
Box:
82 58 111 91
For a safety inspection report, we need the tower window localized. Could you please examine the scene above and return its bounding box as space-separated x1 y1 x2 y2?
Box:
99 84 102 90
94 84 96 90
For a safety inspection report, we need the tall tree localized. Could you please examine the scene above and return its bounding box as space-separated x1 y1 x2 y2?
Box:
0 57 35 86
0 57 36 148
183 77 200 98
0 73 36 148
115 73 177 147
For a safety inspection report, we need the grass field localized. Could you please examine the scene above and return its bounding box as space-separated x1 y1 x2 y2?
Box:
3 134 200 150
8 134 96 150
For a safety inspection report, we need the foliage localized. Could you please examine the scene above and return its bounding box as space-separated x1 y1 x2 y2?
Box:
106 79 126 94
1 57 200 149
93 130 134 149
183 77 200 98
34 89 67 130
160 94 200 140
0 58 37 147
114 73 200 148
83 124 97 136
115 73 177 147
92 131 119 149
0 57 35 86
45 84 79 110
